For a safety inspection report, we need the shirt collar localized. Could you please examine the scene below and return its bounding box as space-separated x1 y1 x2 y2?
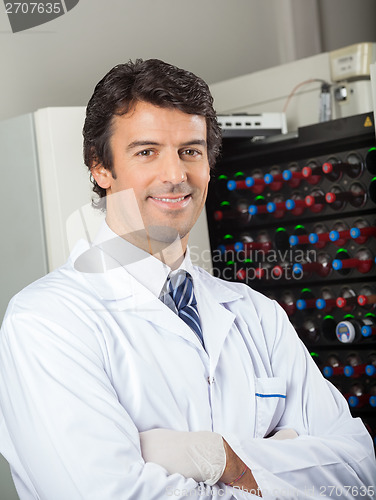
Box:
91 221 194 298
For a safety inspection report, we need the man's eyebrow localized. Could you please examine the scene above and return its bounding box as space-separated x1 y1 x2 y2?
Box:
180 139 207 148
126 140 160 150
126 139 207 150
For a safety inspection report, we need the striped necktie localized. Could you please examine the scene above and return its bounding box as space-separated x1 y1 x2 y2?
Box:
163 271 204 346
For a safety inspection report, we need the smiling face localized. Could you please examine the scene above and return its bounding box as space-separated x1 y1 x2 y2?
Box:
92 101 210 256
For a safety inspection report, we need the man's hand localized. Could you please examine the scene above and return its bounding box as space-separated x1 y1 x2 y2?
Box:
220 439 262 497
140 429 226 485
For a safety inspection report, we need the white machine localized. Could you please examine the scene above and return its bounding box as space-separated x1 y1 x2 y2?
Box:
211 42 376 133
217 112 287 138
330 43 376 122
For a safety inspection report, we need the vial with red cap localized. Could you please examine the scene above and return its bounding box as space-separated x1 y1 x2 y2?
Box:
336 286 358 311
357 285 376 308
325 182 367 209
301 163 322 185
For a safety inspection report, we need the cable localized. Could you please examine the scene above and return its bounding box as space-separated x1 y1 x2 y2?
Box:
282 78 330 113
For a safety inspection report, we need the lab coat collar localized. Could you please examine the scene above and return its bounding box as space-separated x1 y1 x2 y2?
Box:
192 268 243 304
68 223 243 352
90 221 170 298
72 221 190 299
72 221 241 304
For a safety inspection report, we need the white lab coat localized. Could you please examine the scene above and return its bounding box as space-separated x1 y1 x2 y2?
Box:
0 231 375 500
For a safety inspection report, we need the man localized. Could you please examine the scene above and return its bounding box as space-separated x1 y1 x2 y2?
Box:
0 59 375 499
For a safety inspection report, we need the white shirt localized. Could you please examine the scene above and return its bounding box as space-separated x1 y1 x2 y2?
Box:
0 223 375 500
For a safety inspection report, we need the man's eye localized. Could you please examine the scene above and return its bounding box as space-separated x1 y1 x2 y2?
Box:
181 149 200 157
136 149 153 156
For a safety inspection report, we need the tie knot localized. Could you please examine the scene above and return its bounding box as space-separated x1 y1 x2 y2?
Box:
168 271 196 311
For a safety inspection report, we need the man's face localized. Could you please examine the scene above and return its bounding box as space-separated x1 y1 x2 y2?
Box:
93 101 210 252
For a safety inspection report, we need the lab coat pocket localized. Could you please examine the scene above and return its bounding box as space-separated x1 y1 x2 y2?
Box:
254 377 286 438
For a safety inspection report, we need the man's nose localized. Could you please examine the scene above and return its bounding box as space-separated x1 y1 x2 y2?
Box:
158 152 187 184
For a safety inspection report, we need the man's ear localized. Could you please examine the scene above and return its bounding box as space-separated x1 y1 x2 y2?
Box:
91 164 113 190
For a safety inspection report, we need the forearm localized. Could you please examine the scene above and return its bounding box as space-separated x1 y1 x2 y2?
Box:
224 429 376 499
140 429 298 497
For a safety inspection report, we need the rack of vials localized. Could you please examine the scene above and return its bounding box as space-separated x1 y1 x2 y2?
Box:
206 112 376 445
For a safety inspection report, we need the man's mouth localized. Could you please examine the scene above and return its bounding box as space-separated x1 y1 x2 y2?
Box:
148 194 192 209
151 195 189 203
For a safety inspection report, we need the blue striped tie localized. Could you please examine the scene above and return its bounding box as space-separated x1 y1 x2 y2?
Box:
166 271 204 346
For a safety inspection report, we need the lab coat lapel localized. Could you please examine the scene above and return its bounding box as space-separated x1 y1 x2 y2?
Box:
129 297 205 350
195 271 243 369
74 249 205 349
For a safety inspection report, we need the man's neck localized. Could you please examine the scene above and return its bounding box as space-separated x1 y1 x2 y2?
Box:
106 219 188 271
147 236 186 271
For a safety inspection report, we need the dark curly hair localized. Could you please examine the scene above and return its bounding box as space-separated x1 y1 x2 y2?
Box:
83 58 222 205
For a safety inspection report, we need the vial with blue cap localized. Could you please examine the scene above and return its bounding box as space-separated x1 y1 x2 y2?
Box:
360 314 376 339
369 385 376 408
244 173 266 194
296 288 316 311
285 196 306 215
282 167 303 188
248 195 268 215
365 353 376 377
316 290 336 312
308 223 330 247
323 355 343 378
266 199 286 218
346 383 366 408
350 225 376 242
264 168 283 191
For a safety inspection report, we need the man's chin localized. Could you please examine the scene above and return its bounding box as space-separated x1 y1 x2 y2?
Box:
146 225 186 246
